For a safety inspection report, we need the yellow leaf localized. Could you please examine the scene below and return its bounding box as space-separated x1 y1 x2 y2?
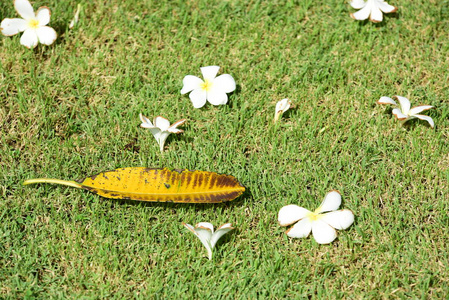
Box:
23 167 245 203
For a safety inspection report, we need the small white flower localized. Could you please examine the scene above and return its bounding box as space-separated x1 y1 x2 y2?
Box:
69 4 82 29
1 0 57 48
183 222 234 260
139 113 186 152
278 191 354 244
274 98 291 123
350 0 397 23
377 96 434 128
181 66 236 108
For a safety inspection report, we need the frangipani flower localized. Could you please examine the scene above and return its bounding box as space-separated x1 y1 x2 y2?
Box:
183 222 234 260
377 96 434 128
181 66 236 108
274 98 291 123
139 113 186 152
1 0 57 48
350 0 397 23
278 191 354 244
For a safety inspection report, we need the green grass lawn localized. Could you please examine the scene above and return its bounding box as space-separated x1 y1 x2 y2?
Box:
1 0 449 298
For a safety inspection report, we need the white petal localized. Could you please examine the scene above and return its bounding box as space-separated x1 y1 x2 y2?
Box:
139 113 155 127
321 210 354 230
148 128 162 140
183 223 196 235
1 18 27 36
196 222 214 232
315 190 341 213
36 7 51 26
276 98 291 113
168 119 187 131
392 108 408 120
312 219 337 244
278 205 310 226
15 0 35 20
181 75 203 94
153 116 170 132
369 6 383 23
195 225 214 254
377 1 397 13
377 96 397 105
351 5 371 20
217 223 233 230
189 88 207 108
206 89 228 105
414 115 435 128
36 26 56 45
393 96 411 115
156 132 170 152
200 66 220 81
183 223 213 260
286 218 312 238
409 105 433 116
350 0 366 9
168 128 183 134
213 74 236 93
20 28 38 48
210 223 234 249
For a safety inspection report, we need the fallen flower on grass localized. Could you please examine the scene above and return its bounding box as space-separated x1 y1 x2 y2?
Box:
139 113 186 152
278 190 354 244
183 222 234 260
349 0 397 23
0 0 57 48
274 98 291 123
69 3 82 29
181 66 236 108
377 96 434 128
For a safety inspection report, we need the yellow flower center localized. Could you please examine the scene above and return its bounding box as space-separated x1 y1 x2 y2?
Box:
307 211 323 222
200 79 212 92
28 19 40 29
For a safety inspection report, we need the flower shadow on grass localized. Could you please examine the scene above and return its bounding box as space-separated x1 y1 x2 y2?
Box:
221 84 242 110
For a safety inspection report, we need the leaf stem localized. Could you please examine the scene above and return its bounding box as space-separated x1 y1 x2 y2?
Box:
23 178 82 189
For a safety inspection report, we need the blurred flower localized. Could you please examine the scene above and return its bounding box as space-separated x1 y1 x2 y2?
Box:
183 222 234 260
139 113 186 152
69 4 82 29
350 0 397 23
0 0 57 48
377 96 434 128
181 66 236 108
278 191 354 244
274 98 291 123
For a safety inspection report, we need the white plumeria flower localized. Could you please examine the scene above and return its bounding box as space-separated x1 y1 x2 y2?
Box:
181 66 236 108
183 222 234 260
274 98 291 123
278 191 354 244
350 0 397 23
1 0 57 48
377 96 434 128
139 113 186 152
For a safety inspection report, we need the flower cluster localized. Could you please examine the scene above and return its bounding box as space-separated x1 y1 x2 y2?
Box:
3 0 440 262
